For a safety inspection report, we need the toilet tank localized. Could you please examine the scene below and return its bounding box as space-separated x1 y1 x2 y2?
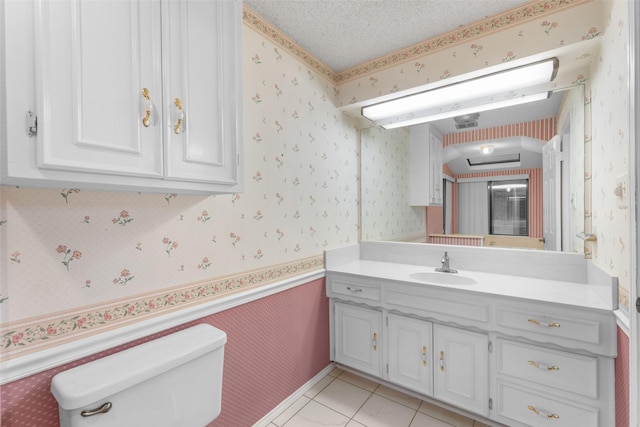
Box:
51 324 226 427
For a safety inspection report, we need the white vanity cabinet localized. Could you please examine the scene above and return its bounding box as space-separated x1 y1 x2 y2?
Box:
494 338 602 427
491 300 615 427
1 0 242 195
334 302 382 377
387 314 489 416
409 124 443 206
326 268 616 427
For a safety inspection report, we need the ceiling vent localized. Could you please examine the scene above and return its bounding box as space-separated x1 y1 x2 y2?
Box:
454 113 480 129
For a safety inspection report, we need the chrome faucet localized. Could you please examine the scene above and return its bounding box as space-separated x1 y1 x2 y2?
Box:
435 251 457 273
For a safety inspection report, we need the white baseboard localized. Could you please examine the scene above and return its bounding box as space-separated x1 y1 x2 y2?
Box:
252 363 336 427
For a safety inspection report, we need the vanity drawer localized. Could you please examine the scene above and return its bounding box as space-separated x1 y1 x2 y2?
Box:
496 339 598 398
496 306 601 346
330 279 381 301
496 381 599 427
386 287 489 323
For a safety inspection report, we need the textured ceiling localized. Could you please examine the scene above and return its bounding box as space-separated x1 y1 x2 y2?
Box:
243 0 534 72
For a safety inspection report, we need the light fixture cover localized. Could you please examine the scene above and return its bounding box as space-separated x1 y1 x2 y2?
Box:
479 144 494 154
361 57 558 128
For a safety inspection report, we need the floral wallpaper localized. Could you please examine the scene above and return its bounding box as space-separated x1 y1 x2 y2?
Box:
0 0 630 360
334 0 602 107
360 126 425 242
589 0 631 311
0 23 359 359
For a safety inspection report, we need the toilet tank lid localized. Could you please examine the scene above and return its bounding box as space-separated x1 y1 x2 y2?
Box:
51 324 226 410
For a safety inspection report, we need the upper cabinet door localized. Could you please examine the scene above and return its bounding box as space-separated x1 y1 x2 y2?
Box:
162 0 242 184
34 0 164 177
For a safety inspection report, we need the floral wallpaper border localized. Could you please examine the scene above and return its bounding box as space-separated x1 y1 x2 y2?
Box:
242 5 335 83
243 0 589 84
0 255 323 361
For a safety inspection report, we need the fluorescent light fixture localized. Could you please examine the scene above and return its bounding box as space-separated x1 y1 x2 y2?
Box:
492 183 528 190
379 91 550 130
362 57 558 128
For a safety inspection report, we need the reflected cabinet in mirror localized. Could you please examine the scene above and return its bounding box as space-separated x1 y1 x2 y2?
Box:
360 85 585 253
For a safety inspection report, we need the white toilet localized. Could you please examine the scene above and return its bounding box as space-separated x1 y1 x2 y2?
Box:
51 324 226 427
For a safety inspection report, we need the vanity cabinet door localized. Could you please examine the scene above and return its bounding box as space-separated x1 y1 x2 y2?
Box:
433 324 489 416
387 314 433 396
334 303 382 377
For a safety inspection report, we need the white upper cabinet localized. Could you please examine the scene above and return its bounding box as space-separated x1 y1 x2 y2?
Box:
1 0 242 194
409 124 443 206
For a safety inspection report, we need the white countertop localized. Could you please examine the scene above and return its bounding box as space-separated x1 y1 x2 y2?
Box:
327 259 615 312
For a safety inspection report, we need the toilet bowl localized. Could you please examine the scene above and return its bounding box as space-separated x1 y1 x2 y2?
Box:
51 324 226 427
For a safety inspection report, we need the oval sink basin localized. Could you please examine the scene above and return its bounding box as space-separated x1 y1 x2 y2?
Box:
409 272 477 285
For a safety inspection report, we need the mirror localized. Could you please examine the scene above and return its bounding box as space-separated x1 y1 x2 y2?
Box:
360 84 585 253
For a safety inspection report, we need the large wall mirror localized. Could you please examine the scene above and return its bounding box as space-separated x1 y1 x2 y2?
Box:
360 84 586 254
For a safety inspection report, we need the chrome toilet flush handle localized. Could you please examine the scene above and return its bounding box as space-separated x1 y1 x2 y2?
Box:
81 402 112 417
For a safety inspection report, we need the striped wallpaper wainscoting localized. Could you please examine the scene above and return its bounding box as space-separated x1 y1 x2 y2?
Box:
428 234 484 246
443 118 555 147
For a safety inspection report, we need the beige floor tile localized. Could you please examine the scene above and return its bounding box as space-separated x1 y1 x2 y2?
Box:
283 400 350 427
472 421 493 427
271 396 311 426
352 394 417 427
410 412 456 427
337 370 379 392
346 421 367 427
314 378 372 418
374 385 422 410
304 375 335 399
329 366 345 377
418 401 474 427
418 402 473 427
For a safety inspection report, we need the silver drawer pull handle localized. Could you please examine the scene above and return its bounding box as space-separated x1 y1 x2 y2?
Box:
528 405 559 419
346 287 363 293
81 402 112 417
528 318 560 328
528 360 560 371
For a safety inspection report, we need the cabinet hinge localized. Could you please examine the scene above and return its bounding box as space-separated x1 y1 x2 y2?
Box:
488 341 493 353
488 398 493 410
25 111 37 137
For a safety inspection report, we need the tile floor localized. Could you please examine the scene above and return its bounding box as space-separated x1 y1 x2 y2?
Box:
267 367 494 427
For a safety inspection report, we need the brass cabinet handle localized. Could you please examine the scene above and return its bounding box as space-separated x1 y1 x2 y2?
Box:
372 332 377 351
528 405 560 419
174 98 184 134
528 318 561 328
81 402 112 417
142 88 152 127
528 360 560 371
422 345 427 367
439 350 445 372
